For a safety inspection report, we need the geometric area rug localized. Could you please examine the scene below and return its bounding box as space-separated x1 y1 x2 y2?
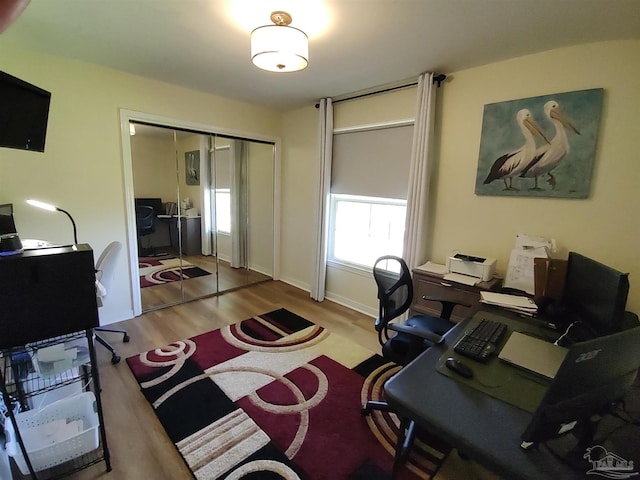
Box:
138 256 211 288
126 308 450 479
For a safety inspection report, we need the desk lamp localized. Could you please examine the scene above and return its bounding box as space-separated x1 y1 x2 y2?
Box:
26 199 78 244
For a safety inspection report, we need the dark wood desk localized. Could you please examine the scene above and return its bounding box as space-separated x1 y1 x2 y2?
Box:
411 269 501 322
383 310 585 480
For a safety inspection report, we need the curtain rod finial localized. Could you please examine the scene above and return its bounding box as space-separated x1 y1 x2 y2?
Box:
433 74 447 87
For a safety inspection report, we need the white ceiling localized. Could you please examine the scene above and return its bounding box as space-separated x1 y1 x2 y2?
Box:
4 0 640 111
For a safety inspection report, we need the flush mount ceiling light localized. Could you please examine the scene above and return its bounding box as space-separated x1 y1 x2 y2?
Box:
251 11 308 73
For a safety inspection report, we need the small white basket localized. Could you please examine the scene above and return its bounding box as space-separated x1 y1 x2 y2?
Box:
5 391 99 474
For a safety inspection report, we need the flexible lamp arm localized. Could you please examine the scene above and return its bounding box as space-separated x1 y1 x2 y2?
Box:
56 207 78 244
26 199 78 245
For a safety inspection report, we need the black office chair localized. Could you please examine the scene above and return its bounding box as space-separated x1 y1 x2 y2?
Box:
94 241 130 364
136 205 155 255
362 255 470 471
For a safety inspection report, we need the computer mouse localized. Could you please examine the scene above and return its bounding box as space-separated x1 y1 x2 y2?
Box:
445 357 473 378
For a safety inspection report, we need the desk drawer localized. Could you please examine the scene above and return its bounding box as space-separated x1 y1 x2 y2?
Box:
411 276 480 322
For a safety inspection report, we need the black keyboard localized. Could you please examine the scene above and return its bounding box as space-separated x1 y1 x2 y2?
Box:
453 318 507 362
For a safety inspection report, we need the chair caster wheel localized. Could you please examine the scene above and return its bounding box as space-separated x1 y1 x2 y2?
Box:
111 354 121 365
123 334 130 343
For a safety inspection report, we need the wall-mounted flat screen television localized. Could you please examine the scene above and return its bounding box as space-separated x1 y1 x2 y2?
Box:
0 71 51 152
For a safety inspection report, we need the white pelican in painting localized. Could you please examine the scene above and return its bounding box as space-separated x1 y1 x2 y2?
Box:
519 100 580 190
483 109 549 190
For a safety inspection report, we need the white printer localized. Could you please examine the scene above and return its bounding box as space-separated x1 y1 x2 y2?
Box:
446 253 496 282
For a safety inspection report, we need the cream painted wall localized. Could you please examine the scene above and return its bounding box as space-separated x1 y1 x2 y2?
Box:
0 44 281 325
248 142 275 276
2 38 638 326
432 40 639 314
131 134 176 202
279 106 319 289
280 39 640 317
333 87 417 129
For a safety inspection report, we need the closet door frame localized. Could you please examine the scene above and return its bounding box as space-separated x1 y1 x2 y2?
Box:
119 109 281 317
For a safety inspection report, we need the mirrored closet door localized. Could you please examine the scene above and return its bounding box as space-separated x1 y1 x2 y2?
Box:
129 122 274 312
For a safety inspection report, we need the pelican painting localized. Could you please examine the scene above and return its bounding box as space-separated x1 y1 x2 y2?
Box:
185 150 200 185
475 88 603 199
483 109 549 190
519 101 580 190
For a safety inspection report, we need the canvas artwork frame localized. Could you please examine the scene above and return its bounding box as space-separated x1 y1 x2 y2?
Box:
475 88 603 198
185 150 200 185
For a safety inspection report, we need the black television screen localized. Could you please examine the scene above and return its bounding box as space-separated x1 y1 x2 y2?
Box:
563 252 629 335
0 71 51 152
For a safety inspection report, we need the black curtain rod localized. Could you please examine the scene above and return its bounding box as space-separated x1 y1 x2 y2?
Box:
315 73 446 108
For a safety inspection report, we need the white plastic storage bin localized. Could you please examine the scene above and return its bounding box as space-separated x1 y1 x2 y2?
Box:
5 391 99 474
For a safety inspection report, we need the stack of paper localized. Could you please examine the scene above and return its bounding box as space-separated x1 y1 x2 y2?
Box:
443 272 479 286
415 261 448 275
480 292 538 316
503 233 554 295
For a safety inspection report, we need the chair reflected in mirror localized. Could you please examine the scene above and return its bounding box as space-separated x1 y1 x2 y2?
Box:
135 205 155 256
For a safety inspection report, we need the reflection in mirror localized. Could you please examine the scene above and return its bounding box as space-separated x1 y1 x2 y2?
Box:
211 135 274 293
129 122 274 312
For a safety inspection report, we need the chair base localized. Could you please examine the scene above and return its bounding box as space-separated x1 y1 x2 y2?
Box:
361 400 417 478
361 400 394 415
94 328 130 364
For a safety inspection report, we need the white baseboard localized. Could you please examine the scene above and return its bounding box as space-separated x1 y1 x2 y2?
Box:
278 278 376 318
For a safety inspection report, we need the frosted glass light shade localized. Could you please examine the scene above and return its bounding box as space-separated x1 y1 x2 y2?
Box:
251 24 308 72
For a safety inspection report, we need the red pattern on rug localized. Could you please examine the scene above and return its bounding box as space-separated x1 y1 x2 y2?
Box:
138 256 211 288
126 308 450 479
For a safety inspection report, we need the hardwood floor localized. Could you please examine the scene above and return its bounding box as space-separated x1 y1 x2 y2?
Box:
140 252 272 311
64 280 381 479
49 280 491 480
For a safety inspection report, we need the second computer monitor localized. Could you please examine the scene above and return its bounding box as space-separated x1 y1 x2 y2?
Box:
563 252 629 335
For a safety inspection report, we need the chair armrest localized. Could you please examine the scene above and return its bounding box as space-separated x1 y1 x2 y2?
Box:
388 323 444 344
422 296 473 320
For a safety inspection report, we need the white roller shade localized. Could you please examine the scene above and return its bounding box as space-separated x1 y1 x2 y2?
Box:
331 124 413 199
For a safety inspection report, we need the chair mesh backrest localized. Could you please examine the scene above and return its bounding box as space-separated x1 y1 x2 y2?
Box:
373 256 413 327
135 205 154 232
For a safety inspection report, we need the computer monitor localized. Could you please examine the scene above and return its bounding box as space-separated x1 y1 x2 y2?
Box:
134 197 164 215
521 326 640 468
0 203 17 235
563 252 629 335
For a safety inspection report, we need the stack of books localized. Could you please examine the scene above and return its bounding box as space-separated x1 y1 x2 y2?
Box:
480 292 538 316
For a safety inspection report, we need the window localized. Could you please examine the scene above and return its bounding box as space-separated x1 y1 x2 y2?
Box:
329 123 413 271
328 194 406 270
215 188 231 234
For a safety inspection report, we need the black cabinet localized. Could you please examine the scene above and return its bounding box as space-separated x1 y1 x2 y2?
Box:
169 216 202 256
0 245 98 349
0 245 111 478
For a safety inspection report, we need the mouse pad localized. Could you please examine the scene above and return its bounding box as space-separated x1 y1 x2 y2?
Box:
436 310 555 413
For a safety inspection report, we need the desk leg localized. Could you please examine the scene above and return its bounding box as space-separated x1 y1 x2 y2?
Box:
392 417 416 478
